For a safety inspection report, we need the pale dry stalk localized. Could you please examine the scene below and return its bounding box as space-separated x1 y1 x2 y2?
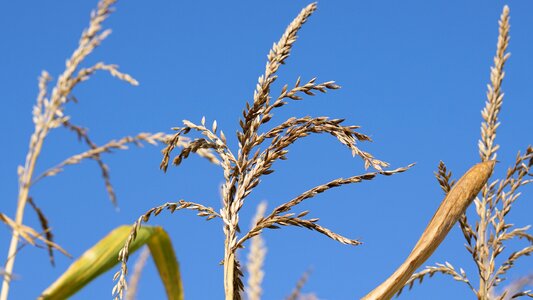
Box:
475 6 510 299
223 4 319 299
246 202 267 300
1 1 124 298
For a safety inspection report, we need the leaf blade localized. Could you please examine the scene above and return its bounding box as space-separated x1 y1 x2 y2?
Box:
40 225 182 300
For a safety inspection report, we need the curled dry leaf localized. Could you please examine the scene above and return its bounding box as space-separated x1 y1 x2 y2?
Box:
363 161 495 300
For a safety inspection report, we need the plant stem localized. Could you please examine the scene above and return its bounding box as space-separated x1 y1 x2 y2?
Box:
0 79 63 299
224 228 236 300
476 186 491 300
1 126 49 300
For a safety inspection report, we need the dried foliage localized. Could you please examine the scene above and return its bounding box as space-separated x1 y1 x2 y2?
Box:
399 6 533 300
114 3 410 300
364 161 495 300
398 261 476 296
3 0 529 299
0 213 71 261
62 120 117 205
27 198 55 266
31 132 196 186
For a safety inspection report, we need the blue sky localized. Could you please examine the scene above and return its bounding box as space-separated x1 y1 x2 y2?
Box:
1 1 532 299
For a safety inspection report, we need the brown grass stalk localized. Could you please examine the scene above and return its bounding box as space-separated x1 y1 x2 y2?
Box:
226 5 319 296
13 1 531 299
114 3 411 300
476 7 510 299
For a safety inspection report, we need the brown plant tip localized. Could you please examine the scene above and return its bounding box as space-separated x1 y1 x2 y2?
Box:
63 120 117 206
479 5 510 163
0 213 71 260
435 161 455 194
27 197 55 266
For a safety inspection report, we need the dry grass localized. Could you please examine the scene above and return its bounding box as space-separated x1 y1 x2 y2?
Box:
3 1 530 300
0 0 214 299
114 3 411 300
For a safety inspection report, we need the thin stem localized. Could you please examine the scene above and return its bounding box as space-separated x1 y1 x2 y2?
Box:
1 123 48 300
476 6 510 298
224 229 237 300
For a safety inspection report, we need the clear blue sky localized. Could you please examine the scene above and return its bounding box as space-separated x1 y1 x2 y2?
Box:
1 1 532 299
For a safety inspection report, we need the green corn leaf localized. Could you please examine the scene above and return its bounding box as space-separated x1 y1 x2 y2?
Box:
40 225 183 300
